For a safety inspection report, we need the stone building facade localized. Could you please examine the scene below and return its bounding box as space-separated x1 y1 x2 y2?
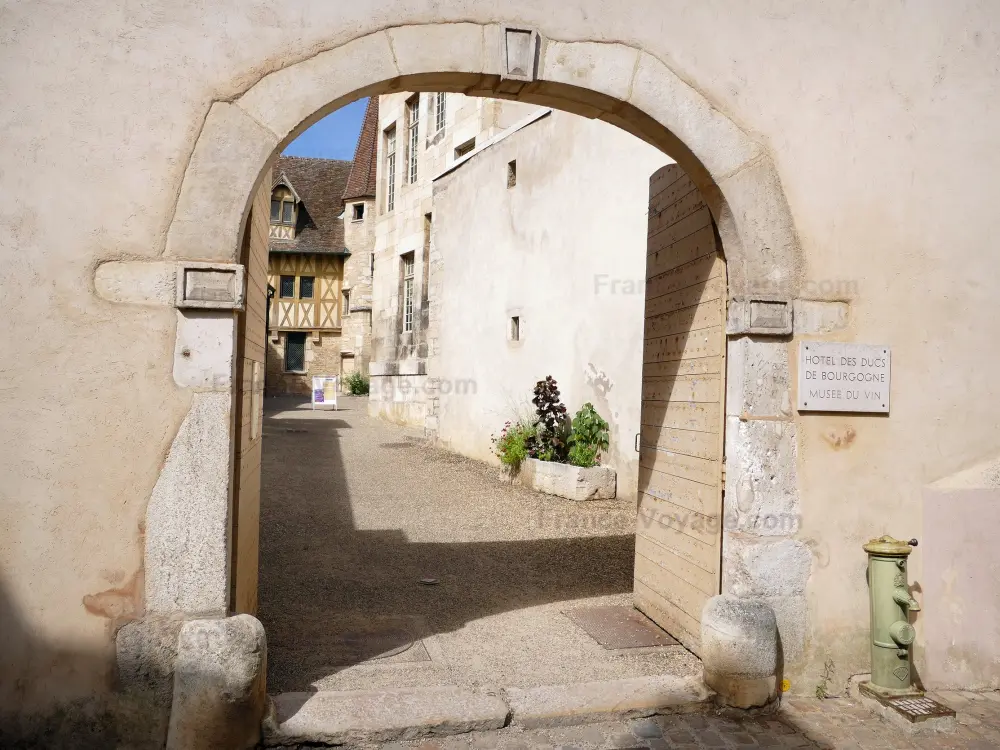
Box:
340 97 380 382
370 94 670 499
428 109 670 503
369 91 539 423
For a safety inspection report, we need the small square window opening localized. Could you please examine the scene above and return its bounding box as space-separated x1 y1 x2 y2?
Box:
299 276 314 299
352 203 365 221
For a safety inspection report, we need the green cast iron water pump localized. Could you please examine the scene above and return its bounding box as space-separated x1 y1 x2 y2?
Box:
863 535 921 694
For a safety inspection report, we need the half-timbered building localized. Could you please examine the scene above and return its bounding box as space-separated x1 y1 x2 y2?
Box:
266 156 353 394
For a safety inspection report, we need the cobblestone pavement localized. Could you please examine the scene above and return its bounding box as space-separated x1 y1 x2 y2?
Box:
367 692 1000 750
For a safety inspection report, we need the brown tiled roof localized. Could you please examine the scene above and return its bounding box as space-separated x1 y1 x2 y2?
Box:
269 156 352 255
342 97 379 200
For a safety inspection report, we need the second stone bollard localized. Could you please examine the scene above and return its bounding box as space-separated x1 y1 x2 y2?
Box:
701 595 779 708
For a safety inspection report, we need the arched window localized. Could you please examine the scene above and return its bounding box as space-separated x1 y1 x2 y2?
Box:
270 186 296 226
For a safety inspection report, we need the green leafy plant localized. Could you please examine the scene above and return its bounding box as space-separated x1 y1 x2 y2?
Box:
345 371 370 396
815 658 836 699
567 442 600 468
526 376 569 463
491 419 536 471
567 403 610 467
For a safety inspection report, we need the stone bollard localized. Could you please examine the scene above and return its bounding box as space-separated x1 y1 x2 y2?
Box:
701 595 778 709
165 614 268 750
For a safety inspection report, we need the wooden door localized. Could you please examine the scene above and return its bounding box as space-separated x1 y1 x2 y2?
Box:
633 164 727 656
230 175 270 615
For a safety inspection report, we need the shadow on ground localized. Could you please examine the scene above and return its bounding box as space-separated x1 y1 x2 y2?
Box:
257 397 635 694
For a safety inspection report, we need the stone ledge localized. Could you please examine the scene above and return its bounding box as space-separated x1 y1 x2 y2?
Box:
506 675 713 729
262 687 509 746
514 457 616 501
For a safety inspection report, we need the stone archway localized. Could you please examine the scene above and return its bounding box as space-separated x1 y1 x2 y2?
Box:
123 21 805 699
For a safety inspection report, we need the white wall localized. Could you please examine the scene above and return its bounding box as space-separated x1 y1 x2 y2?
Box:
431 111 671 500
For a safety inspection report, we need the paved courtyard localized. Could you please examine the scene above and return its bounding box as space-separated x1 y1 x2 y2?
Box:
259 396 1000 748
259 395 699 695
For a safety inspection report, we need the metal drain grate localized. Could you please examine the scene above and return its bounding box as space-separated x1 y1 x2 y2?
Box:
885 695 956 722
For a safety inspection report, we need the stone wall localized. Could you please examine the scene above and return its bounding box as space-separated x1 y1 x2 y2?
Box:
265 331 343 396
429 110 670 501
342 196 376 380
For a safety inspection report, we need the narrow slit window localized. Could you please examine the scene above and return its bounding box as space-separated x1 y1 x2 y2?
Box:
510 316 520 342
402 252 415 333
406 95 420 183
434 92 446 134
385 126 396 212
507 159 517 188
342 289 351 317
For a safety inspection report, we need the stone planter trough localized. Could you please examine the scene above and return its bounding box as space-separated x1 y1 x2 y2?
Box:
510 457 616 501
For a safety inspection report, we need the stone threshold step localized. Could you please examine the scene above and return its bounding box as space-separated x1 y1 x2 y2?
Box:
262 685 509 746
506 675 714 729
262 676 712 746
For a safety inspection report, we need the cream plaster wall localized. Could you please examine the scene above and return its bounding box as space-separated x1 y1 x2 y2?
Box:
430 110 670 502
370 91 543 425
1 2 999 739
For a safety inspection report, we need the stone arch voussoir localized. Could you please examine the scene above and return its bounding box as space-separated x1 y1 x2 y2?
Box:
164 23 801 303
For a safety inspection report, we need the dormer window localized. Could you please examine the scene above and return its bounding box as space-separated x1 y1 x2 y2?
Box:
270 185 297 240
270 186 296 226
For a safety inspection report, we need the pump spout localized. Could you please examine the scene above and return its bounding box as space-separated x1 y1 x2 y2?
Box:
893 587 921 612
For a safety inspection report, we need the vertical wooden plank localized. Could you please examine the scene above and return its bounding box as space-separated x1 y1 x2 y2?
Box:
634 164 727 657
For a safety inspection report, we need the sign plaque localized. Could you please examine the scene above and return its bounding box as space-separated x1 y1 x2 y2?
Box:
798 342 890 413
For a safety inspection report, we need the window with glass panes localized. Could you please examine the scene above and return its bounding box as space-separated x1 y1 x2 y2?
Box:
385 126 396 212
279 275 295 298
284 332 306 372
406 95 419 183
270 186 295 225
299 276 314 299
402 252 415 333
434 92 446 133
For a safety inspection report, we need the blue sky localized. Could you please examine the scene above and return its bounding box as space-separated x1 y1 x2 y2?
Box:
282 98 368 160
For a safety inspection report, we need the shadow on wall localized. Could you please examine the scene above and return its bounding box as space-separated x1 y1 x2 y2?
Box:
0 576 134 748
256 398 635 695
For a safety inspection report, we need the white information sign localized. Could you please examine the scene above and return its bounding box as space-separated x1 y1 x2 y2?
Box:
311 376 339 410
797 342 890 413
